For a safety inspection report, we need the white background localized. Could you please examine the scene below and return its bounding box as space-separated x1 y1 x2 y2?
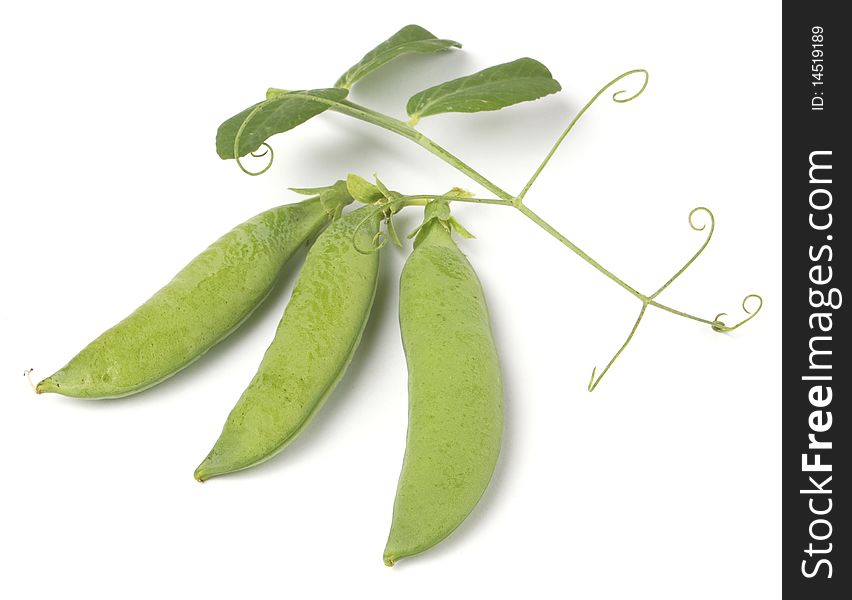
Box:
1 1 781 598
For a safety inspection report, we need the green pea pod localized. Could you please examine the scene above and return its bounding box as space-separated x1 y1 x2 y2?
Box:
36 188 352 400
384 200 503 566
194 205 382 481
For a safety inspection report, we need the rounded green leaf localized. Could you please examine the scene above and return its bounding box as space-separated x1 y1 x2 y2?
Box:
335 24 460 89
216 88 348 159
406 58 561 121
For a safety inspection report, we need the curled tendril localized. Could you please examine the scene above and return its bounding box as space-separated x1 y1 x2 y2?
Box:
611 69 650 103
234 143 274 176
234 101 275 176
688 206 714 232
517 68 650 203
712 294 764 333
351 206 385 254
649 207 715 300
350 202 398 255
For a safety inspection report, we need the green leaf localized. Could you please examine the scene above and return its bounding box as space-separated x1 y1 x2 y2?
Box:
335 24 460 89
216 88 348 159
406 58 561 121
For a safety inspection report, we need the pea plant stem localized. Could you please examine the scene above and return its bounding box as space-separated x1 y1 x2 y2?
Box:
514 203 646 301
401 194 513 207
588 302 647 392
647 300 717 327
328 101 644 296
297 75 759 389
329 100 515 202
336 97 719 324
399 195 719 322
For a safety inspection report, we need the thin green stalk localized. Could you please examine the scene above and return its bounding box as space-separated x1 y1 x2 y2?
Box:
648 300 718 326
588 301 648 392
401 194 734 332
649 207 714 300
401 194 513 207
329 100 515 202
516 203 646 301
516 204 728 329
516 69 649 204
266 91 513 199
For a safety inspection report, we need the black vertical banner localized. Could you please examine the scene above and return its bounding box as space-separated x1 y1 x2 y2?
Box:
782 4 847 598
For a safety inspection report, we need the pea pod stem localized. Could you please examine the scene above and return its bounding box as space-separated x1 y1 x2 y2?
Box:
400 194 513 207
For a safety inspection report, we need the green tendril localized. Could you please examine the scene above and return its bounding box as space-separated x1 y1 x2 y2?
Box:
234 102 275 176
611 70 650 103
649 207 715 300
584 206 761 391
588 302 648 392
234 143 274 176
352 195 410 254
515 68 650 205
712 295 764 333
352 207 386 254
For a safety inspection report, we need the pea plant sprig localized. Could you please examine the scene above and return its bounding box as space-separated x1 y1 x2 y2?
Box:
31 24 765 567
217 24 762 390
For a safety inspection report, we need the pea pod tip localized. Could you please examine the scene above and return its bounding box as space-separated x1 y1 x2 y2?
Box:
34 377 55 395
193 466 210 483
194 457 226 482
